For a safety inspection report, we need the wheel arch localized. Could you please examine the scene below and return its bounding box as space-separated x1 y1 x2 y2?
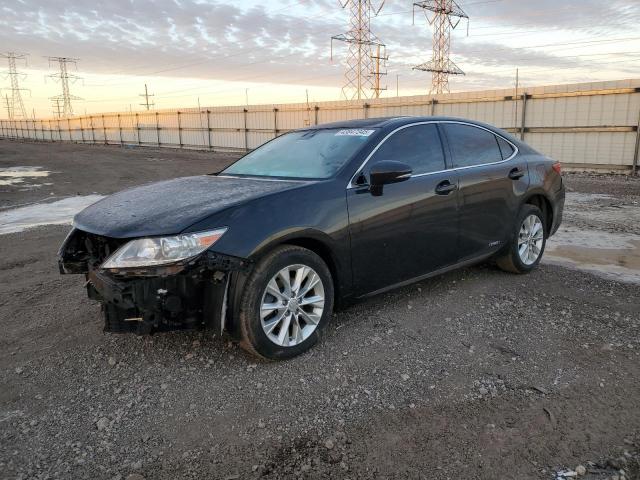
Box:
224 230 346 339
253 232 343 298
522 191 553 232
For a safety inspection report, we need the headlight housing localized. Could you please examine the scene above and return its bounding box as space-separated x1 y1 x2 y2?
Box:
101 228 228 269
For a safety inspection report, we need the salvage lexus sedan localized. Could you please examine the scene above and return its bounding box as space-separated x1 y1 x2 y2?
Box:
59 116 565 359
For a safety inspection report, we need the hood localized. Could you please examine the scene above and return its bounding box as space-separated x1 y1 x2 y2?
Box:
73 175 306 238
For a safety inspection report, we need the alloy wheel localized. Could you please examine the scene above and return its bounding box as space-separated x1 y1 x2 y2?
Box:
260 264 325 347
518 214 544 265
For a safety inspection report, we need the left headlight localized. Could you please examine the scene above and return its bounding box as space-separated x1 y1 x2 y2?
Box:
101 228 228 269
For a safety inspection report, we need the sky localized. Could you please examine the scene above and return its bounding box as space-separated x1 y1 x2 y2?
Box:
1 0 640 118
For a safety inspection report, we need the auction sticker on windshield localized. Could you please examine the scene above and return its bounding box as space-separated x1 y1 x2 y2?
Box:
335 129 375 137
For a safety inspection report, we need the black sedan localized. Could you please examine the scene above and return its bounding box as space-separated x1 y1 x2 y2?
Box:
59 116 565 359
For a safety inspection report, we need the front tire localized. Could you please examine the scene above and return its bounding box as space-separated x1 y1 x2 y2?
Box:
496 204 547 274
237 245 334 360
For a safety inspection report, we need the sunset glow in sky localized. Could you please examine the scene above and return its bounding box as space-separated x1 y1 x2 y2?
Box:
2 0 640 118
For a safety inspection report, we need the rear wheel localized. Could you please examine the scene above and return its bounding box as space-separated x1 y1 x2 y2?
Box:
237 245 334 360
496 204 546 274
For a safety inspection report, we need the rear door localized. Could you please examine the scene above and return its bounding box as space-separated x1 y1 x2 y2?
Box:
347 123 460 295
440 122 529 260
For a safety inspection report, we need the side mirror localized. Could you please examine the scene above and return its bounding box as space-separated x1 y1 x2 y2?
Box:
368 160 412 196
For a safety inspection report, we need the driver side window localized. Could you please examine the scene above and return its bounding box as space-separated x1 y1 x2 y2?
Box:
370 124 446 176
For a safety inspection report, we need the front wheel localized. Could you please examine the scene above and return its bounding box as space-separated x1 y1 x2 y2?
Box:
237 245 334 360
496 204 547 274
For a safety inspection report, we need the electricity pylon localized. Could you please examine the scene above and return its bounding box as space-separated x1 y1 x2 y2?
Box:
46 57 83 117
331 1 386 100
139 83 155 110
413 0 468 94
1 52 29 119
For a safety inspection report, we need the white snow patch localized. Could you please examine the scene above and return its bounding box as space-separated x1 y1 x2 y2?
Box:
0 195 105 235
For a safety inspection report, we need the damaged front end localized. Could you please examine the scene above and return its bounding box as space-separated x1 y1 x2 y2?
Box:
58 228 249 335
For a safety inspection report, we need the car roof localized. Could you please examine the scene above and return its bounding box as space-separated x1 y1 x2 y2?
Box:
305 116 502 132
304 116 525 148
304 117 407 129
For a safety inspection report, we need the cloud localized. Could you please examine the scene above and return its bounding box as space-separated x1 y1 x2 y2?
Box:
0 0 639 95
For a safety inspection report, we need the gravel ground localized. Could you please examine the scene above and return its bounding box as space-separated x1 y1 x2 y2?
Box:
1 141 639 480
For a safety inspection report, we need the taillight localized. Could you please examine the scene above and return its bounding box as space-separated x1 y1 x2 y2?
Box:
552 162 562 175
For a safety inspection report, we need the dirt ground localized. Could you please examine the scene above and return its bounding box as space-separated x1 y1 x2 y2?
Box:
1 140 639 480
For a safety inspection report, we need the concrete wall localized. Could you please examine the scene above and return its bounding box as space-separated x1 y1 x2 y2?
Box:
1 79 639 174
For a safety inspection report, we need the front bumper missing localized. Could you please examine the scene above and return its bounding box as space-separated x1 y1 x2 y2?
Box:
87 253 246 335
59 229 248 335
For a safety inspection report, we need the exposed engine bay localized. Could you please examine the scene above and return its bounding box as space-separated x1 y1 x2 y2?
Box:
58 228 249 335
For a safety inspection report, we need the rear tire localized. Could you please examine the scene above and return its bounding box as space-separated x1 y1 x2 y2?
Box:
496 204 547 274
237 245 334 360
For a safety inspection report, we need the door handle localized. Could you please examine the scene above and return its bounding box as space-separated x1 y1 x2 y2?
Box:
435 180 458 195
508 167 525 180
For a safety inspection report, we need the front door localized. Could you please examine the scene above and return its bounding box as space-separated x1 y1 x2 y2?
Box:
347 123 460 296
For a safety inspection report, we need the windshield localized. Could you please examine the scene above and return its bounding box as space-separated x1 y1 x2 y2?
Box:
222 128 376 179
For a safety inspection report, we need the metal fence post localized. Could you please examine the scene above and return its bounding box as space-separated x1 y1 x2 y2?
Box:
177 111 183 148
633 104 640 176
206 110 212 150
117 114 123 145
314 106 319 125
520 93 528 140
57 118 61 142
79 117 85 143
90 115 96 144
273 107 278 138
135 113 141 145
363 103 369 119
243 108 249 152
431 98 437 116
156 112 161 146
102 115 107 144
67 118 72 141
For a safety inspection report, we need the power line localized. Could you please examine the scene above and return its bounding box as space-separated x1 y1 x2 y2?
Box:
1 52 29 119
413 1 469 94
73 43 639 108
46 57 83 117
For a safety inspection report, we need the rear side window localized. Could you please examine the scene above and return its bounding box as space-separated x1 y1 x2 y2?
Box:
496 136 515 160
370 124 445 175
443 123 503 168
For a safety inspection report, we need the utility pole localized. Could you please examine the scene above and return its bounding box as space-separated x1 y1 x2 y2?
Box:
1 52 29 119
371 44 388 99
4 94 11 119
52 99 63 119
331 1 386 100
46 57 82 117
139 83 155 110
413 0 468 94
